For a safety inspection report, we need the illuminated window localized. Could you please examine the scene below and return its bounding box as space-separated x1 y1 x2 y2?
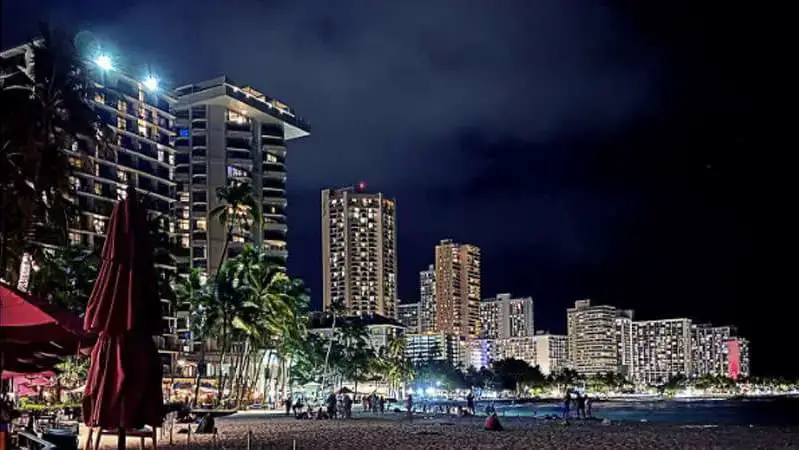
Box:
69 176 80 190
138 119 148 136
116 186 128 200
179 192 189 202
93 218 106 234
94 183 102 195
69 232 81 245
117 116 126 130
118 100 127 113
157 149 165 161
180 236 189 247
117 171 128 182
138 89 144 102
68 157 82 168
169 154 175 165
94 92 104 103
178 220 190 231
266 154 278 163
196 219 207 231
226 109 248 124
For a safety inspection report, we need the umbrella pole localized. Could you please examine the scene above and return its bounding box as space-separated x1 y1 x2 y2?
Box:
117 428 126 450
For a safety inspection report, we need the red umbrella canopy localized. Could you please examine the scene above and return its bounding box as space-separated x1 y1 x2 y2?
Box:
1 282 85 373
82 188 164 430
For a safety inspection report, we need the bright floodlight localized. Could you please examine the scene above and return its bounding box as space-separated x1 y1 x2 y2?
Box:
143 76 158 91
95 54 113 71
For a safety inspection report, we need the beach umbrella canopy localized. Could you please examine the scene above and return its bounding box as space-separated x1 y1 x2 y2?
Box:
81 188 164 434
0 283 85 374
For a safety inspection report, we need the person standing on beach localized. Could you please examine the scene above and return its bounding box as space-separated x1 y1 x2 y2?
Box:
586 396 593 418
379 396 386 414
406 394 414 421
562 391 571 418
576 393 587 419
466 392 475 415
285 394 292 416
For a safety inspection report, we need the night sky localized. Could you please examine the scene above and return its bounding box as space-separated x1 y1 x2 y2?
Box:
3 1 792 376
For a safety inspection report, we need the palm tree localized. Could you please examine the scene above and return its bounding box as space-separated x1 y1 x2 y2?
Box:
0 26 109 281
28 244 99 313
208 180 260 274
173 268 215 407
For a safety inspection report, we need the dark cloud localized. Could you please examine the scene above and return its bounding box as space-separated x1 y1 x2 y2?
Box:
6 0 791 375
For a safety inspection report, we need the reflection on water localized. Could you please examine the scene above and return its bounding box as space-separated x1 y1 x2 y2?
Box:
488 398 799 425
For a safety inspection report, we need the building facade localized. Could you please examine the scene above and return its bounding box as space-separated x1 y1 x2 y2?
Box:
492 337 537 367
419 264 436 333
321 187 398 318
631 318 693 384
405 333 467 366
172 77 310 275
1 42 182 372
615 311 635 377
434 240 481 338
567 299 632 376
479 293 534 339
398 302 422 333
691 324 734 377
725 337 750 380
533 333 569 376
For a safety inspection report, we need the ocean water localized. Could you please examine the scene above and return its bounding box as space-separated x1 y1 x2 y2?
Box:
485 398 799 426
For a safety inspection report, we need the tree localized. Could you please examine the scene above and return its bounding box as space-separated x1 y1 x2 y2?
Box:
0 26 109 281
208 180 260 274
492 358 545 394
173 268 214 407
28 244 98 313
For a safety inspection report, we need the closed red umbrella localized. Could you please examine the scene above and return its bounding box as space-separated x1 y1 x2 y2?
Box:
81 188 163 447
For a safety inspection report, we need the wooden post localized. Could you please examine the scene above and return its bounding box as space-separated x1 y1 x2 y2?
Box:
117 428 126 450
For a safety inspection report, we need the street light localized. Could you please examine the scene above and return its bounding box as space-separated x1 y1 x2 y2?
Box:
143 75 158 91
94 54 113 71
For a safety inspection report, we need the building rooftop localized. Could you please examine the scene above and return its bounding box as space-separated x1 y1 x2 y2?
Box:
173 76 310 139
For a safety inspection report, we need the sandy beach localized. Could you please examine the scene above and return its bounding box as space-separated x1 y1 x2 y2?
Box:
83 412 799 449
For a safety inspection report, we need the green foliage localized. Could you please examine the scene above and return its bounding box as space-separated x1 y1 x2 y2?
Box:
491 358 546 393
28 244 99 313
1 26 109 279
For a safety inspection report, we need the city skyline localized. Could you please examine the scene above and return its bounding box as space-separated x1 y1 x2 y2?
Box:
2 1 785 376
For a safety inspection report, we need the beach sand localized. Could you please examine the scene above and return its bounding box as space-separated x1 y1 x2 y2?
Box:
82 413 799 449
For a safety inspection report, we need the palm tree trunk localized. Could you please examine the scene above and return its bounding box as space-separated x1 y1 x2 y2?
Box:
193 344 206 407
322 312 337 390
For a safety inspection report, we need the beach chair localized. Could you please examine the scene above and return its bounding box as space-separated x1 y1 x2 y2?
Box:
84 426 158 450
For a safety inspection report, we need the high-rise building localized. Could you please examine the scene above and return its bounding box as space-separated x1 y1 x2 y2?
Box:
434 240 481 338
405 333 467 366
631 318 693 384
1 41 181 371
492 337 537 366
567 299 632 376
725 337 750 380
615 310 634 377
398 301 421 333
479 293 534 339
419 264 436 332
172 77 310 274
691 324 735 377
321 186 397 317
691 324 751 380
533 332 569 376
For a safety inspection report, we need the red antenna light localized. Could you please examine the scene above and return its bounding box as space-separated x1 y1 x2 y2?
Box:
357 181 367 191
